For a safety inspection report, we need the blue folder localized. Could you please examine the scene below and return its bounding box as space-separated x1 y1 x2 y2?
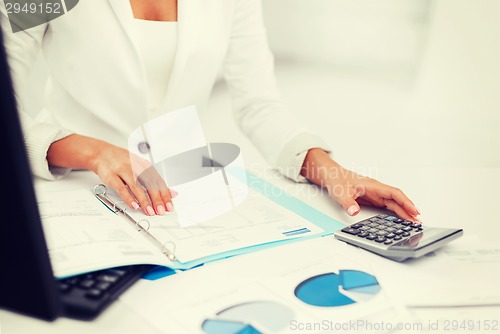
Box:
142 170 345 280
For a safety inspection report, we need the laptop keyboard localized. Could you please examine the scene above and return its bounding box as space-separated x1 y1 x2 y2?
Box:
57 265 152 320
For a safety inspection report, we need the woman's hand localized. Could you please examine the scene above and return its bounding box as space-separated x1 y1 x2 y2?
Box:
301 148 420 222
47 134 175 216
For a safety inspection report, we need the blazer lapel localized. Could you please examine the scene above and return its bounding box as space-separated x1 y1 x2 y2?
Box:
160 0 197 112
108 0 141 56
108 0 148 93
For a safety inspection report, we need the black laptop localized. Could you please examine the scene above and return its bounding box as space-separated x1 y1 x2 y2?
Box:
0 17 152 321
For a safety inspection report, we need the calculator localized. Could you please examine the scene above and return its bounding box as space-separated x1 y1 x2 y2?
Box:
334 214 463 262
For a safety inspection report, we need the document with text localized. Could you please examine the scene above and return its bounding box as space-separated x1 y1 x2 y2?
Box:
36 185 325 278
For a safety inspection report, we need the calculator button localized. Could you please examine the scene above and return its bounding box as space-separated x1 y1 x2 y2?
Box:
385 222 395 227
375 236 387 243
403 226 413 232
368 223 379 228
400 221 411 226
386 233 396 239
402 232 411 237
358 232 369 238
351 223 364 229
360 226 371 231
341 228 361 235
376 231 389 236
384 240 393 245
416 227 423 232
377 225 387 230
385 227 397 233
393 235 402 240
410 223 421 229
384 216 397 221
366 234 377 240
394 229 404 235
395 218 404 223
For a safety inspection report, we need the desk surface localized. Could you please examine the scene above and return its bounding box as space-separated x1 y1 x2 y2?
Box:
1 164 499 333
3 16 500 329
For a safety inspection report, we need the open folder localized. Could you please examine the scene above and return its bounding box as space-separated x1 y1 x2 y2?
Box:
37 170 345 279
37 106 346 279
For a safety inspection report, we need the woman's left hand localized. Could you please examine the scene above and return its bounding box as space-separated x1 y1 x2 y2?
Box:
301 148 421 222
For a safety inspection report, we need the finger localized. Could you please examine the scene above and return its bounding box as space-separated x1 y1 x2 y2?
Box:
135 165 168 215
107 176 140 210
154 177 174 212
126 179 154 216
375 186 419 216
158 186 175 212
338 190 361 216
147 188 166 216
147 173 172 214
383 199 420 223
360 192 386 208
356 198 378 207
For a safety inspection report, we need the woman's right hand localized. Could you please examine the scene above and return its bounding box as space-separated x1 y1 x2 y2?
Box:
47 134 175 216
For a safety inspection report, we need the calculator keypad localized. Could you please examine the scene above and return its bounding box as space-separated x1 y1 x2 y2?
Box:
340 214 423 246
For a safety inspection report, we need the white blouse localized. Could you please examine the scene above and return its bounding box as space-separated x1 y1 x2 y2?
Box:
134 19 178 112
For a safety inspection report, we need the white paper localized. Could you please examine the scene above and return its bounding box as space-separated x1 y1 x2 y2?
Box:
37 182 325 277
365 235 500 307
120 237 406 334
126 186 324 263
36 189 171 278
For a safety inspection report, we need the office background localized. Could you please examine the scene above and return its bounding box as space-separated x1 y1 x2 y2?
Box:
22 0 500 236
3 1 499 331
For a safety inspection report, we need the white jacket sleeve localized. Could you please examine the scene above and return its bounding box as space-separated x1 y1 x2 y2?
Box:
222 0 331 182
1 3 73 180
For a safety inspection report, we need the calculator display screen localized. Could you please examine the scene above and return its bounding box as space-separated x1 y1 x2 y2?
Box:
390 228 460 249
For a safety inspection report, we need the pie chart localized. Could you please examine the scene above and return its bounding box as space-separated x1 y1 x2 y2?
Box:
294 270 381 307
201 301 294 334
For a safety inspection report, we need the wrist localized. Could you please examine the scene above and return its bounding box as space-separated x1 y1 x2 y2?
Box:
301 148 343 187
47 134 107 172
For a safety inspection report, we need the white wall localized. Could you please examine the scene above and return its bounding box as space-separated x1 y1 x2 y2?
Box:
21 0 500 170
256 0 500 169
263 0 432 76
397 0 500 168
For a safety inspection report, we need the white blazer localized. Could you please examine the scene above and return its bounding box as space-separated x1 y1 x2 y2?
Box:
1 0 329 181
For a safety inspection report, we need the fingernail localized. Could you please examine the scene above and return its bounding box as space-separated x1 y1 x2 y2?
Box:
146 206 155 216
414 218 423 224
157 205 165 215
166 202 174 212
131 202 139 210
170 189 178 198
347 205 359 216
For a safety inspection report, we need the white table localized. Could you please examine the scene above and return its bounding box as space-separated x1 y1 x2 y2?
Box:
3 1 500 326
1 161 499 333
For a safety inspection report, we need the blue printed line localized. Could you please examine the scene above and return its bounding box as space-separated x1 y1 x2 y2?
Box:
283 228 311 237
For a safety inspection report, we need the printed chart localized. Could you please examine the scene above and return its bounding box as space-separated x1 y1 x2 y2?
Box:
202 301 294 334
294 270 381 307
